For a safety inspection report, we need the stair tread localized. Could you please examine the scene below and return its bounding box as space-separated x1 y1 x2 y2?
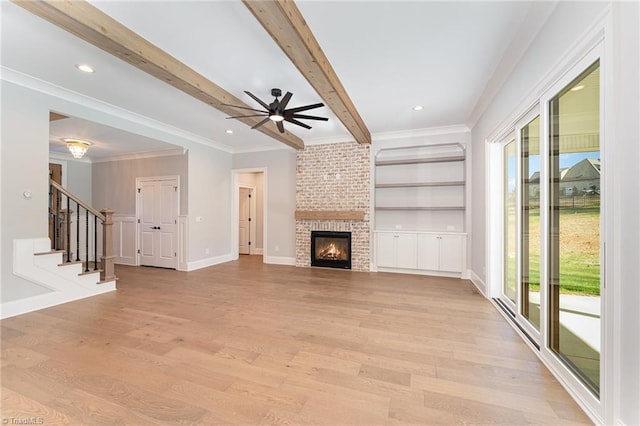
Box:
78 269 103 277
97 277 119 285
34 250 65 256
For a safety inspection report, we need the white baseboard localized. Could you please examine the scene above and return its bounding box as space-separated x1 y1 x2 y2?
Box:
468 269 487 296
1 283 115 319
264 256 296 266
252 248 264 255
376 266 462 279
186 253 233 271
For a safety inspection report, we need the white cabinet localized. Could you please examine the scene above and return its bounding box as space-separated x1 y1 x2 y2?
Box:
375 232 417 269
376 231 465 276
418 234 464 273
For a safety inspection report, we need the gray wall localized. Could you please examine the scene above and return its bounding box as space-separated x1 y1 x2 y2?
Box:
188 143 232 261
233 149 296 260
469 2 639 424
66 160 93 205
92 154 188 216
1 81 54 302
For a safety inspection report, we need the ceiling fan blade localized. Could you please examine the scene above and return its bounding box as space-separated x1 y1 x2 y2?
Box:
285 102 325 114
279 92 293 111
276 121 285 133
220 103 267 113
285 117 312 130
244 91 271 110
226 114 268 119
251 117 271 130
291 114 329 121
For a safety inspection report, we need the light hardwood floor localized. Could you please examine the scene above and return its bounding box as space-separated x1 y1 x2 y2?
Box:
1 256 591 425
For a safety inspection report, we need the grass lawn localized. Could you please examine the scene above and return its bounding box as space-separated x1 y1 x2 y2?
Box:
525 208 600 296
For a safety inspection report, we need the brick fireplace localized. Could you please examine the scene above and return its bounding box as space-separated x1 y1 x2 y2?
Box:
295 142 370 271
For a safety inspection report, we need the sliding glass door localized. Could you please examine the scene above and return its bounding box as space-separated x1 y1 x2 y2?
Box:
548 61 601 395
520 116 541 332
502 138 517 309
499 59 601 398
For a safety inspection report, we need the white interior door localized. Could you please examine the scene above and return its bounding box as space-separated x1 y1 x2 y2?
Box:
238 187 251 255
138 177 179 268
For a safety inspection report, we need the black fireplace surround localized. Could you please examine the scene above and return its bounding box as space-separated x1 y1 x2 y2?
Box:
311 231 351 269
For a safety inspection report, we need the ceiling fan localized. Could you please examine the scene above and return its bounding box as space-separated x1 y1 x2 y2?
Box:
222 88 328 133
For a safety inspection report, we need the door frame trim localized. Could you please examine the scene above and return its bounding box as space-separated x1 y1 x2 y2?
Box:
135 175 180 268
231 168 267 262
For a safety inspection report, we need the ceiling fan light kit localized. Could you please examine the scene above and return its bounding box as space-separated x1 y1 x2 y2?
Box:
223 88 328 133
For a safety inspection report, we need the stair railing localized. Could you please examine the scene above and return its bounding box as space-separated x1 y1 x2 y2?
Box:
48 179 115 282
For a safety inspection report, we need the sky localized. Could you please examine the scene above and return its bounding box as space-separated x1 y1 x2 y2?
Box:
507 151 600 191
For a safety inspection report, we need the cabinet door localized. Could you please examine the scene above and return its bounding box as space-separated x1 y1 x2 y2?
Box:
376 233 397 268
417 234 440 271
396 234 418 269
439 235 463 272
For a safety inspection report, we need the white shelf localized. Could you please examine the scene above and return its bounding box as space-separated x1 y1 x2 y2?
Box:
375 155 465 166
375 181 465 188
375 206 465 211
374 143 466 233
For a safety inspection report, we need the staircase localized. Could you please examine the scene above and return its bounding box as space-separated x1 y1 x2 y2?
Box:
3 181 117 319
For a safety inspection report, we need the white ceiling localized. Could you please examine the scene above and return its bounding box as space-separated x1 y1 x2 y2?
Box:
1 1 555 158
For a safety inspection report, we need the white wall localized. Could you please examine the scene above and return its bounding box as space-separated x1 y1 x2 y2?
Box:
188 143 232 261
470 2 639 424
233 149 296 260
610 2 640 423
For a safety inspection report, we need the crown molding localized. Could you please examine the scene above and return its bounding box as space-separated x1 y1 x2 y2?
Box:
231 144 295 154
1 66 234 154
304 134 355 146
91 147 187 164
49 151 91 163
372 124 470 142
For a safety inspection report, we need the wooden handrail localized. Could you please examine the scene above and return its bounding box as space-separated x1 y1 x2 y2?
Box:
50 179 105 221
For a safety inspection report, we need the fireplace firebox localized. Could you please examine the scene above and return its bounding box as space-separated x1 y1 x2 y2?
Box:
311 231 351 269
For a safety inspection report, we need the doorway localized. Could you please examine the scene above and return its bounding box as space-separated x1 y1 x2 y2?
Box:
238 186 255 255
136 176 180 269
232 169 266 260
48 163 63 249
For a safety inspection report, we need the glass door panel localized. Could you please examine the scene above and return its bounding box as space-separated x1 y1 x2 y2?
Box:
548 61 600 395
520 116 541 331
503 139 517 307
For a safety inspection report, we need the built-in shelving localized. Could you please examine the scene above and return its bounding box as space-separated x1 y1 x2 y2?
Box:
375 155 465 166
374 142 467 232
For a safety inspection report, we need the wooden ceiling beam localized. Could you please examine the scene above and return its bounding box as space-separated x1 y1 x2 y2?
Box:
14 0 304 150
243 0 371 145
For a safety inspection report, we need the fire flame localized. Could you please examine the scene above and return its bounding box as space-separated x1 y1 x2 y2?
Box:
319 243 343 260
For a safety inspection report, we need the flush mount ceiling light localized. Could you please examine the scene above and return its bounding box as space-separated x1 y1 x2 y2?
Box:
413 105 424 111
64 139 91 159
75 64 94 73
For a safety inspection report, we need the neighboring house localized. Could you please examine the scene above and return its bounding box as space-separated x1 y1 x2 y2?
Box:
528 159 601 198
561 158 601 195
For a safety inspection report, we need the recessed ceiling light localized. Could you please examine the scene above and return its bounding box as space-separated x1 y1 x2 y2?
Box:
570 84 584 92
226 129 233 134
413 105 424 111
76 64 94 73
